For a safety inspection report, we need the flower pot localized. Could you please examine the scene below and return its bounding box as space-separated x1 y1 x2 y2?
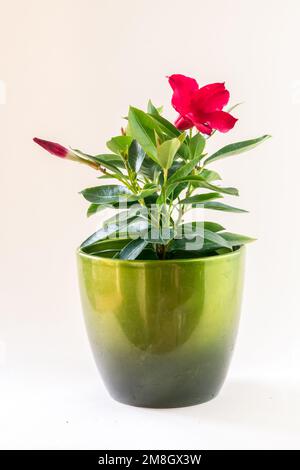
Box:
77 247 245 408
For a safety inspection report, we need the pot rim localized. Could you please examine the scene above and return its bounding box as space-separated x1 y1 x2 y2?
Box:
77 245 245 265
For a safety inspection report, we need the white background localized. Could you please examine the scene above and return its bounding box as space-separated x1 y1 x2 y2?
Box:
0 0 300 450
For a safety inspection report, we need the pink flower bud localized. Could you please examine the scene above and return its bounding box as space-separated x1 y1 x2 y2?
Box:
33 137 69 158
33 137 100 170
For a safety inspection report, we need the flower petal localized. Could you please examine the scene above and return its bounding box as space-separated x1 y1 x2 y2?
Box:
206 111 238 133
191 82 230 114
193 121 213 135
174 114 193 130
168 74 198 115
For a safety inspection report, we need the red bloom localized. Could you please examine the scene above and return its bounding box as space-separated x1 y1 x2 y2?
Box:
168 74 237 135
33 137 69 158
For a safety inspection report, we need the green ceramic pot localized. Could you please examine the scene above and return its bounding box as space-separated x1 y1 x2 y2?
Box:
77 247 245 408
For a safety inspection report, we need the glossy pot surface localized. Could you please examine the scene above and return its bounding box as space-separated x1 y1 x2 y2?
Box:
77 247 245 408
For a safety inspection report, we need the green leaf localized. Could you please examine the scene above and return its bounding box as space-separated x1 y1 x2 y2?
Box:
189 133 206 158
147 100 160 116
220 232 256 246
70 148 123 174
200 201 248 213
145 227 175 245
91 158 123 175
167 154 203 186
157 135 185 170
205 135 271 164
81 238 131 255
203 221 225 232
169 175 239 196
72 149 124 167
204 229 232 248
170 229 231 251
128 107 158 162
178 221 225 233
80 215 139 248
119 238 148 260
93 153 125 168
130 106 189 160
128 140 146 172
80 185 132 204
101 206 146 226
139 155 161 181
87 203 110 217
106 136 133 155
140 183 159 198
181 193 223 204
129 184 159 200
148 113 180 138
169 182 189 201
200 169 221 182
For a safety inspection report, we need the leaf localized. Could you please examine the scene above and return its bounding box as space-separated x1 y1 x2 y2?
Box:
93 153 125 168
72 149 124 167
87 203 110 217
70 148 123 174
204 135 271 164
147 99 160 116
157 135 185 170
106 136 133 155
200 201 248 213
168 175 239 196
189 133 206 158
220 232 256 246
181 193 223 204
138 107 189 159
80 215 138 248
178 221 225 233
128 107 158 162
140 183 160 196
91 157 123 175
167 154 203 186
130 184 159 200
82 238 130 254
170 229 231 251
149 113 180 138
119 238 148 260
128 140 146 172
128 107 189 162
146 227 175 245
200 168 221 182
139 154 161 180
80 185 132 204
204 229 232 248
169 182 189 201
203 221 225 232
101 206 146 227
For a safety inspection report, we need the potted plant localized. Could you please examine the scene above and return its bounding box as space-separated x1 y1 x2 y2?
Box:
34 74 269 408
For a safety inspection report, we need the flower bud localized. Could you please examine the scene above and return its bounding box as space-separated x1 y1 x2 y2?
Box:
33 137 70 158
33 137 99 170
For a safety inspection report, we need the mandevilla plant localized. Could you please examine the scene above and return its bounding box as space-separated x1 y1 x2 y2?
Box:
34 74 270 260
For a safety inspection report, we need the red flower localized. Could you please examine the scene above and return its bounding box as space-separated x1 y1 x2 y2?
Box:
33 137 69 158
168 74 238 135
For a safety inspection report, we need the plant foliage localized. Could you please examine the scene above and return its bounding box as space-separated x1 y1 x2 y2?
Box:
76 104 269 259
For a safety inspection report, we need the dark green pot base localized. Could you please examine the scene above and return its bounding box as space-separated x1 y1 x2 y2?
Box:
77 248 245 408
